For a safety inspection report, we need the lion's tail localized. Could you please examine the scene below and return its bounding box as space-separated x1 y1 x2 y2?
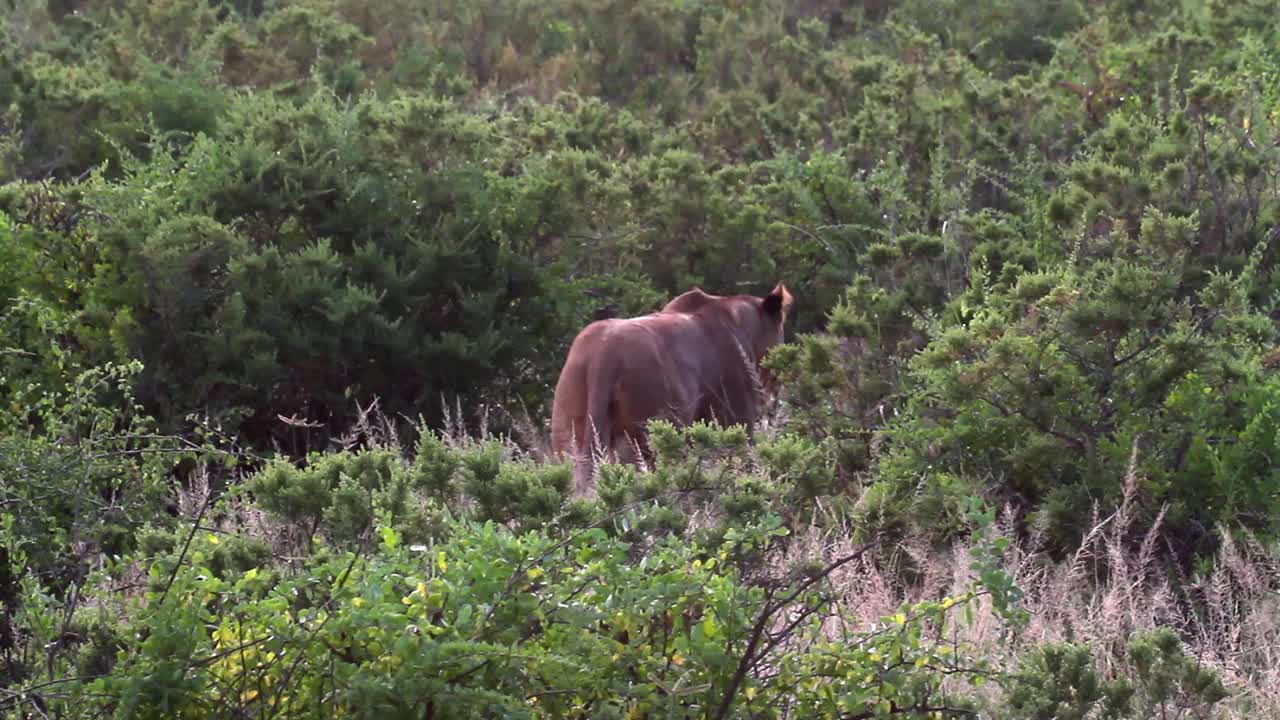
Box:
550 339 615 496
582 354 614 474
549 358 582 461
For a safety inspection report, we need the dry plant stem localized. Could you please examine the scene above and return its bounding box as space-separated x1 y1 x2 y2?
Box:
155 487 214 608
713 536 882 720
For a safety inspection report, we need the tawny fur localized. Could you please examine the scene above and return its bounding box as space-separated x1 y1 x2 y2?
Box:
550 283 795 496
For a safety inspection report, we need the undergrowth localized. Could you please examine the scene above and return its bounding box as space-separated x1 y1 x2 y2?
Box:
3 397 1269 718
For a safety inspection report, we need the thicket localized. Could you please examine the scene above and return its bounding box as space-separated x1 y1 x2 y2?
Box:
2 372 1249 717
3 0 1280 716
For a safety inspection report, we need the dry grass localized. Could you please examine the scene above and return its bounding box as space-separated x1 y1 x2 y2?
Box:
766 443 1280 718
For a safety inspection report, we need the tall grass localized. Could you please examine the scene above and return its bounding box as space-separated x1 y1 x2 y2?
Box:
772 443 1280 717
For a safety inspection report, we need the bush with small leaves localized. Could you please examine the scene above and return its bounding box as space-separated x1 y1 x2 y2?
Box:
1005 628 1229 720
408 429 460 500
470 459 573 531
245 448 419 547
74 509 1003 720
1006 642 1135 719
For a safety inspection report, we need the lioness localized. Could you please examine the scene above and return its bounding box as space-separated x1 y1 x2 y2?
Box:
550 283 795 495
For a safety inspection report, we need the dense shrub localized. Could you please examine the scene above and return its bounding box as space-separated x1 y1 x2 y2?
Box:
0 358 211 692
90 516 998 720
1006 629 1230 719
3 0 1279 715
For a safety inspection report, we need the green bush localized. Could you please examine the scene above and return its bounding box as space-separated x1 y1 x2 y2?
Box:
0 357 222 692
1005 628 1229 719
3 0 1280 712
80 512 998 719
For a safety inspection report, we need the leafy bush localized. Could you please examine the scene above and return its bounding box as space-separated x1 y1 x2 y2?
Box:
855 238 1278 556
4 0 1280 714
86 513 1000 719
0 358 215 692
1006 628 1229 719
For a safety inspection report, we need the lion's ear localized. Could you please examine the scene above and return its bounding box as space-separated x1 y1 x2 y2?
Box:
761 283 793 315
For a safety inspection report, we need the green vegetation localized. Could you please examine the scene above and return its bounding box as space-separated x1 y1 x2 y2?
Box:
3 0 1279 716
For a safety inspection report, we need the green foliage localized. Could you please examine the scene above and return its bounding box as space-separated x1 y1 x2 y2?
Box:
0 356 226 694
243 419 839 554
1006 628 1229 719
408 429 459 496
0 361 174 592
965 499 1032 627
245 446 454 547
578 420 846 550
866 243 1278 554
78 511 997 719
894 0 1088 71
4 0 1280 714
1007 641 1136 719
0 0 1137 452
